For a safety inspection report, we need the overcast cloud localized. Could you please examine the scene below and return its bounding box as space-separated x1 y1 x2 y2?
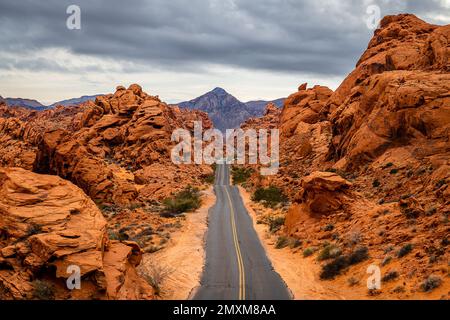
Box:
0 0 448 104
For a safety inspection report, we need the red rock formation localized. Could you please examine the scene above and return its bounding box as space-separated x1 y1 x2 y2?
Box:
241 103 280 131
241 14 449 298
32 84 213 205
0 167 153 300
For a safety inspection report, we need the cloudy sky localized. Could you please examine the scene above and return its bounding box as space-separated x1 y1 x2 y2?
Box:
0 0 449 104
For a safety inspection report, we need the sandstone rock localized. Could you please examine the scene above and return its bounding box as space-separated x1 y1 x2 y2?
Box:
0 167 153 300
296 172 352 214
32 85 213 205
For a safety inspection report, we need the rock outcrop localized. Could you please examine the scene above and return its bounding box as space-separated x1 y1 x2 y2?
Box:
0 167 153 300
29 84 213 205
241 14 449 299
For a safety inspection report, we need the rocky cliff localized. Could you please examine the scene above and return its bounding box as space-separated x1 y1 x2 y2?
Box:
241 14 449 299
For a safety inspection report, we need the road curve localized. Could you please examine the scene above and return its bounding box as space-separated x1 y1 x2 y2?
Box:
194 164 291 300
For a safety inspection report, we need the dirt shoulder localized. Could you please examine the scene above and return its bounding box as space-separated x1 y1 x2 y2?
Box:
139 187 215 300
238 186 348 300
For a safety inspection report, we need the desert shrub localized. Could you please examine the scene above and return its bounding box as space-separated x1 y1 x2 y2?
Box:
202 174 215 184
383 162 394 169
320 247 369 280
382 256 392 266
289 238 302 249
107 229 129 241
231 167 254 185
162 186 201 215
268 216 285 233
142 263 173 296
252 186 288 208
382 271 399 283
320 256 348 280
420 276 442 292
324 224 335 232
32 280 55 300
303 247 317 257
372 179 381 188
275 236 289 249
397 244 413 258
317 244 342 261
390 169 399 175
347 247 369 265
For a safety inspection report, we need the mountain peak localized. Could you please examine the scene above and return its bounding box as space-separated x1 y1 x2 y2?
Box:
210 87 228 95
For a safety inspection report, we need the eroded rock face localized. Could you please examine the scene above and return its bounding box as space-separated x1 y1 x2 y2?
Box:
295 172 353 214
241 14 449 298
241 103 281 131
0 167 153 300
0 102 95 170
33 84 213 205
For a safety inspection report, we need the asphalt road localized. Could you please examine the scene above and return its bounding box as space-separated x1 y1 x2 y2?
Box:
194 164 291 300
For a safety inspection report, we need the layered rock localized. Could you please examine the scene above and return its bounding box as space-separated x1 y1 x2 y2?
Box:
0 167 153 300
33 84 213 205
0 102 95 170
240 103 281 131
241 14 449 298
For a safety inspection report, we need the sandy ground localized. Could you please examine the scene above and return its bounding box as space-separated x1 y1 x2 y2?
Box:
238 186 348 300
140 187 215 300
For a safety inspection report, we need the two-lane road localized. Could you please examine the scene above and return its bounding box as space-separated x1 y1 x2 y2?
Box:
194 164 291 300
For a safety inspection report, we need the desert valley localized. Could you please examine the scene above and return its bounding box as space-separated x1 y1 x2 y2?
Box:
0 13 449 301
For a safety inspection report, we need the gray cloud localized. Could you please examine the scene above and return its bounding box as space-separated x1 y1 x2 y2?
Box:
0 0 448 77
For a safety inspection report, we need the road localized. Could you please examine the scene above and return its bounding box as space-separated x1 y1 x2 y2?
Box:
194 164 291 300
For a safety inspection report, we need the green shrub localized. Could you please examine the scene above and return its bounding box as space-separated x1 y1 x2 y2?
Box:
372 179 381 188
382 271 399 283
347 247 369 265
383 163 394 169
252 186 288 208
303 247 316 257
32 280 55 300
420 275 442 292
320 256 348 280
397 244 413 258
202 174 215 184
275 236 289 249
318 244 342 261
324 224 335 232
268 216 285 233
289 238 302 249
390 169 399 175
162 186 201 216
108 229 129 241
231 167 254 185
319 247 369 280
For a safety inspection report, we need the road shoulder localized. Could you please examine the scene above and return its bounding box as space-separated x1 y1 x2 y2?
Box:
139 187 215 300
238 186 345 300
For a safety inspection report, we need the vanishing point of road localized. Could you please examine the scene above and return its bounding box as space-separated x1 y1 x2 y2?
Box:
194 164 291 300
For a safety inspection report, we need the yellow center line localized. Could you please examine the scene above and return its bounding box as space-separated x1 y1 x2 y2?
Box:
225 185 246 300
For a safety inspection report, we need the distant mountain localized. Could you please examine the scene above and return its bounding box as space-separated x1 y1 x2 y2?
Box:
49 95 100 108
0 94 101 110
177 87 284 131
3 97 46 110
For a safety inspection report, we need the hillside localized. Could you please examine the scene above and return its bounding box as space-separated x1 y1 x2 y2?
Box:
238 14 449 300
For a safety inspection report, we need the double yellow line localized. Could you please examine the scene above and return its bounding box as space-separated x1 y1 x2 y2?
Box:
224 186 246 300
